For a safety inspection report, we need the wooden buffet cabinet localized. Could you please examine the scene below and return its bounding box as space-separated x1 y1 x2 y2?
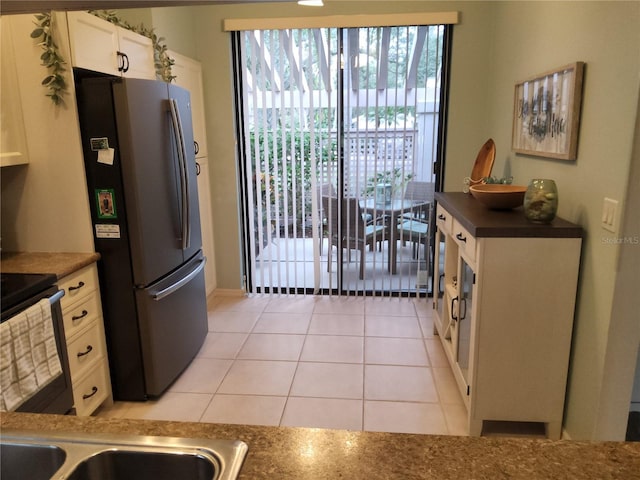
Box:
432 192 582 439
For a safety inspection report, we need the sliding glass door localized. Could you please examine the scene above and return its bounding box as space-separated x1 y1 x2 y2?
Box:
233 25 449 296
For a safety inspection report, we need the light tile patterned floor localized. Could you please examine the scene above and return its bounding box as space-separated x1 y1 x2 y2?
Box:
96 294 468 436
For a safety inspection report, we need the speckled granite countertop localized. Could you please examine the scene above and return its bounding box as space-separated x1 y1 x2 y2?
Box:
1 413 639 479
0 252 100 279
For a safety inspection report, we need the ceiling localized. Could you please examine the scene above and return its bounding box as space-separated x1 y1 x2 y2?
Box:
0 0 296 15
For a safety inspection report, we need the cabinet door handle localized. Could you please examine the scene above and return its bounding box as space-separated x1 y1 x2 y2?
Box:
459 298 467 320
82 386 98 400
438 273 445 295
438 214 446 221
68 281 85 292
194 140 200 156
117 51 130 72
451 296 459 321
72 310 89 321
456 232 467 243
77 345 93 358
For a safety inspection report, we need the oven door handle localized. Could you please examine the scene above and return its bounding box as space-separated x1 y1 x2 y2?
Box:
48 289 65 305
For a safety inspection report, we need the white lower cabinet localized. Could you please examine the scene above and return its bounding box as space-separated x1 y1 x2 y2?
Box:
58 263 112 416
432 193 582 438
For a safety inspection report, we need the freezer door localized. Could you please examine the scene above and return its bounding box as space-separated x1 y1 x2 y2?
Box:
134 251 208 396
112 78 185 285
168 83 203 262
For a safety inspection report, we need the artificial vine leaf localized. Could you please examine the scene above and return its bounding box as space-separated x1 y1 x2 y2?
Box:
32 12 66 106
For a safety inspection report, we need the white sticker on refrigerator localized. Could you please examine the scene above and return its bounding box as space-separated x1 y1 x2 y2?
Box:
97 148 115 165
95 224 121 239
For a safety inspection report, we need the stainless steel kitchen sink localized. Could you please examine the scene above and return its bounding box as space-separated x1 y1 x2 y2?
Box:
0 430 248 480
0 442 67 480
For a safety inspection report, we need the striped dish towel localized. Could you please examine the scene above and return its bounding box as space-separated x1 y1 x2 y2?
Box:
0 299 62 411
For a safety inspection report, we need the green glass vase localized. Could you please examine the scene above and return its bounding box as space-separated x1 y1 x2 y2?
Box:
524 179 558 224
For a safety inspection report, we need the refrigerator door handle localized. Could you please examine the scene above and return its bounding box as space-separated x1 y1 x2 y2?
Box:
169 98 191 251
149 257 206 301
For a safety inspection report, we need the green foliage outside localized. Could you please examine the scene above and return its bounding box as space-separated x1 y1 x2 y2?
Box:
249 130 337 237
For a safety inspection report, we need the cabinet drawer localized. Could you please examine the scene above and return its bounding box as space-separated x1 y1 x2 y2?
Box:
58 265 98 308
73 362 110 417
67 321 106 382
436 204 453 234
62 293 101 340
453 218 476 263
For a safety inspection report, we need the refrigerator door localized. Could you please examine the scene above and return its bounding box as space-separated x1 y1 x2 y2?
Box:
134 250 208 396
168 83 203 263
112 78 188 285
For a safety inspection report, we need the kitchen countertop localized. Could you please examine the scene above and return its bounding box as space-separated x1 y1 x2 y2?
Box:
0 251 100 279
435 192 583 238
2 413 639 479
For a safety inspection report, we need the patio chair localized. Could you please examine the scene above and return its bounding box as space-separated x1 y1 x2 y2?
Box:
317 183 336 255
402 181 435 219
397 202 433 262
323 195 387 279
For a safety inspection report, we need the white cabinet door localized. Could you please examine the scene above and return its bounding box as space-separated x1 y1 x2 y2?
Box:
67 11 120 76
170 50 208 158
117 26 156 80
67 11 155 80
0 17 29 166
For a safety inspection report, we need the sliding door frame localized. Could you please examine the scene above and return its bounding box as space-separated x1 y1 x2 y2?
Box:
232 24 453 297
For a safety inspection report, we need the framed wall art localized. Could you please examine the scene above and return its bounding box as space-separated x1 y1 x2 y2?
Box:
512 62 585 160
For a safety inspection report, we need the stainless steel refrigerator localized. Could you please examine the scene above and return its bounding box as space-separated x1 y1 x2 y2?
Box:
75 74 208 401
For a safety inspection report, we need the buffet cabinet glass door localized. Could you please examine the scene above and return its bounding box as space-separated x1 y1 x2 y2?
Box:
455 255 475 388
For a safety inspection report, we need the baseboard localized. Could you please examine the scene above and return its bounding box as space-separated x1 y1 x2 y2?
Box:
212 288 246 297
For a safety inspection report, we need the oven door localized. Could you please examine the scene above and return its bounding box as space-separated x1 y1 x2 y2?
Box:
1 286 74 414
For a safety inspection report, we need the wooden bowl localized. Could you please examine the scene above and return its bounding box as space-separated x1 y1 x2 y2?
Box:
469 184 527 209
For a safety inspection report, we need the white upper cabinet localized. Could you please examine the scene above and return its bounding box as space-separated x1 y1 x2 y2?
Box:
169 50 208 158
117 27 157 80
0 17 29 167
67 11 156 80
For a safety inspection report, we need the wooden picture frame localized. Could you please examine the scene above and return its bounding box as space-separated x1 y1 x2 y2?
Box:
512 62 585 160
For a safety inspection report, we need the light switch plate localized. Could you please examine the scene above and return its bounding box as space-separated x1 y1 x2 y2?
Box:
602 197 619 233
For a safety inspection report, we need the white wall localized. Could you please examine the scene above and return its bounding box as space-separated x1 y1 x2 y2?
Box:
484 1 639 440
1 13 94 253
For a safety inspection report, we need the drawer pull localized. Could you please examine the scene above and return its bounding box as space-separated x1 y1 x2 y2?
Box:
77 345 93 358
72 310 89 321
438 214 446 221
68 281 85 292
456 232 467 243
82 386 98 400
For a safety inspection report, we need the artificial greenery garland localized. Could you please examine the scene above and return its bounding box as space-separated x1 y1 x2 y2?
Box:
31 12 67 105
31 10 175 105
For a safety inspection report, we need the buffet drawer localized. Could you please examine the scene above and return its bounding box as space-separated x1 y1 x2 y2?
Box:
452 218 477 263
436 204 453 234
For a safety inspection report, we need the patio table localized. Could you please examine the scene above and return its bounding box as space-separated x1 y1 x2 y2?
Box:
361 198 430 274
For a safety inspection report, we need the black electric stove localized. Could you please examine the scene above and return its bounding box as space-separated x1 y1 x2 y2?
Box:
1 272 58 319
